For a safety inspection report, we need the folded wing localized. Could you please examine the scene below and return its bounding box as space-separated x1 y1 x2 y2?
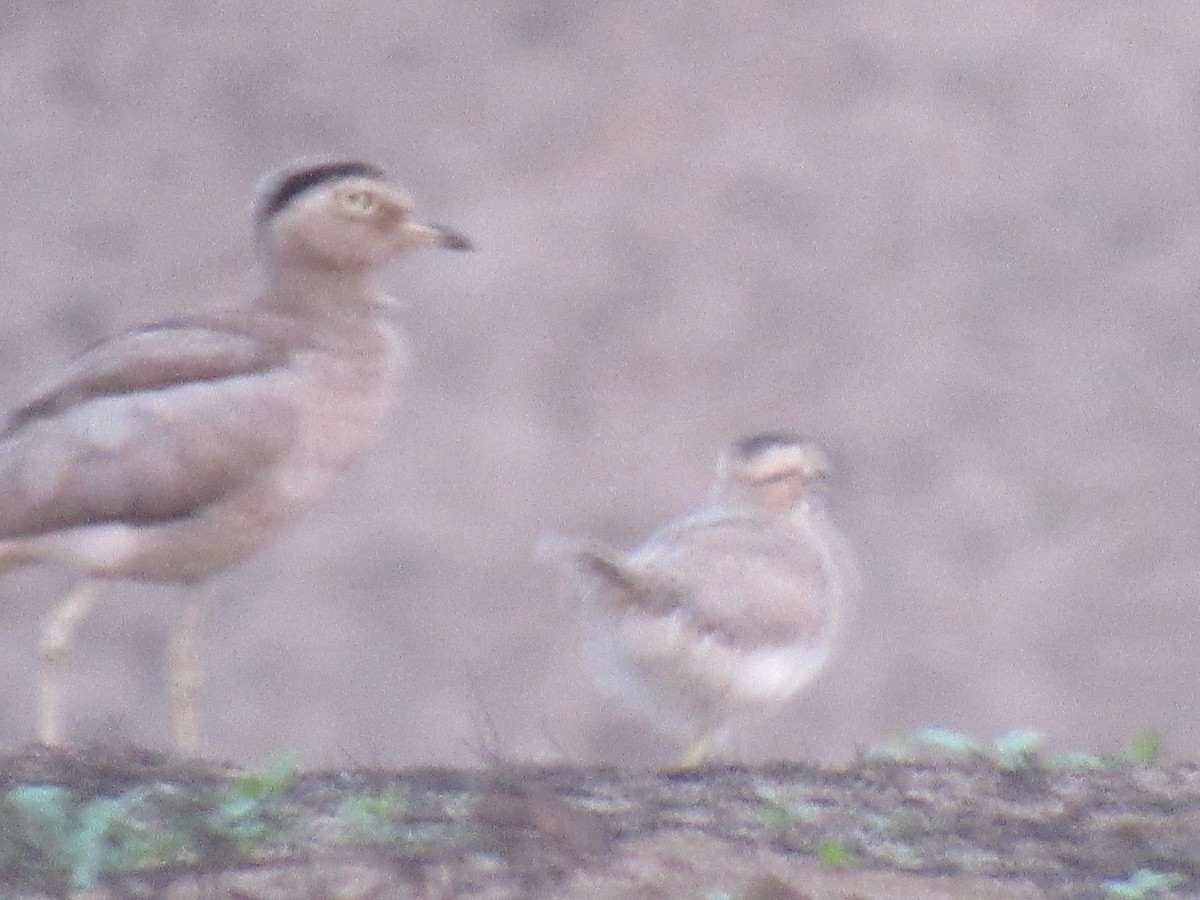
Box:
630 513 840 648
0 322 299 538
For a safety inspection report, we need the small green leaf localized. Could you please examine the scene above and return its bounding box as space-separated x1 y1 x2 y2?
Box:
7 785 73 833
230 753 297 800
68 791 145 890
1048 751 1106 770
814 838 855 868
340 786 408 845
756 803 793 828
1127 732 1162 767
911 727 985 757
1103 868 1185 898
6 785 75 872
864 739 910 764
993 728 1043 770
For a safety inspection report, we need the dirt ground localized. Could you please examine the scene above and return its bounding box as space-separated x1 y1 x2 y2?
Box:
3 744 1199 899
1 2 1199 774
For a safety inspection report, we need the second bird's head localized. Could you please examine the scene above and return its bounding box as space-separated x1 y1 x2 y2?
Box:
255 160 472 271
716 432 831 514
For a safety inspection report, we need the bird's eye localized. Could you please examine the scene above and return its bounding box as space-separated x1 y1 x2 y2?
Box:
340 190 379 215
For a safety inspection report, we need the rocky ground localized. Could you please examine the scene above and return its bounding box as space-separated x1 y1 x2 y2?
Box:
2 744 1197 899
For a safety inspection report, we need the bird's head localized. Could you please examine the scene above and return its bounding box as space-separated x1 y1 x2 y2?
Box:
255 160 472 271
716 432 831 514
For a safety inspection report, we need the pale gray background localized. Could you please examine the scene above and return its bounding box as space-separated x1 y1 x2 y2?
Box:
0 1 1196 767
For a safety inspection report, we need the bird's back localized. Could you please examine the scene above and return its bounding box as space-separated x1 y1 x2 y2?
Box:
0 302 406 580
626 508 844 650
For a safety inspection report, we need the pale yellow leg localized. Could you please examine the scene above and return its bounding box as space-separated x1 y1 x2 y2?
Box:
168 590 211 756
39 580 102 745
674 734 715 770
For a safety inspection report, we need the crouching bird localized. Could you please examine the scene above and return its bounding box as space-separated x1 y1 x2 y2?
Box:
0 159 471 753
551 434 856 765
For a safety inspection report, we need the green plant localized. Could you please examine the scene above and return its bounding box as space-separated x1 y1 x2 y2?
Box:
1048 731 1164 770
910 726 1045 769
872 728 1166 772
753 789 824 830
0 755 305 896
339 785 409 845
1125 731 1162 767
202 753 298 853
1046 750 1107 769
0 784 161 893
909 727 987 758
991 728 1043 770
1102 868 1185 898
863 738 911 764
814 838 855 868
754 789 796 829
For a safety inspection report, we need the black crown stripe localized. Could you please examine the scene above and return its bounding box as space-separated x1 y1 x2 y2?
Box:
257 161 386 224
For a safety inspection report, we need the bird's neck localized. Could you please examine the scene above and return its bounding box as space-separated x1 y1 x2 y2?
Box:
715 483 809 519
255 256 379 321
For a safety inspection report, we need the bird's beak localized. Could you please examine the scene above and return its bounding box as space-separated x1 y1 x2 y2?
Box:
403 220 474 251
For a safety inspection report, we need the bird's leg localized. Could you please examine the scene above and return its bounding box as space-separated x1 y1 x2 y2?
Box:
39 580 102 745
674 733 715 770
168 588 212 756
672 717 734 770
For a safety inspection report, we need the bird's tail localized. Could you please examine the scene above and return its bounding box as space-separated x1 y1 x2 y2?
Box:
536 534 639 606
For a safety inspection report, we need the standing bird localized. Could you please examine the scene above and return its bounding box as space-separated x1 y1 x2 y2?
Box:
0 160 471 752
553 434 855 765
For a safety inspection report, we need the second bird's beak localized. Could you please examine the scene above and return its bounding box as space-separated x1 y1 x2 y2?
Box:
403 220 474 252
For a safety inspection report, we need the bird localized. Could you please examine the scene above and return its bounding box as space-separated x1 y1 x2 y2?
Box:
0 159 472 753
551 433 855 765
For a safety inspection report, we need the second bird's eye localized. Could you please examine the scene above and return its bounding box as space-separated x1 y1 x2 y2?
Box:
340 190 379 215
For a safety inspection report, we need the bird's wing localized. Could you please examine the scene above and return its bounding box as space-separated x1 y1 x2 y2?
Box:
0 321 299 538
552 537 635 596
3 320 290 430
545 535 668 612
630 513 840 648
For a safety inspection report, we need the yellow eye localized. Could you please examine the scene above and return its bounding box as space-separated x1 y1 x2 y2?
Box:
340 189 379 215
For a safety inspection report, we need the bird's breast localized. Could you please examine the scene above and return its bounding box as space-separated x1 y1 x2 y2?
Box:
270 320 408 507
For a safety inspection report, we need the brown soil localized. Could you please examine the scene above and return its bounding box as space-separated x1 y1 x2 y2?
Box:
2 745 1197 899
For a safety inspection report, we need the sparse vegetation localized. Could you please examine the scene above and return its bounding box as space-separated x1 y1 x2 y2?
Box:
866 727 1166 772
338 784 409 845
813 838 855 868
1103 868 1186 899
198 752 297 855
0 784 152 894
0 754 300 894
0 740 1195 897
754 788 803 828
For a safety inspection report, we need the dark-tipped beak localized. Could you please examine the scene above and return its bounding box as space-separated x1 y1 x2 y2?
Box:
404 221 474 251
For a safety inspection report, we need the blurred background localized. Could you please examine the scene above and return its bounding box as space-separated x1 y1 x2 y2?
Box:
0 1 1196 768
